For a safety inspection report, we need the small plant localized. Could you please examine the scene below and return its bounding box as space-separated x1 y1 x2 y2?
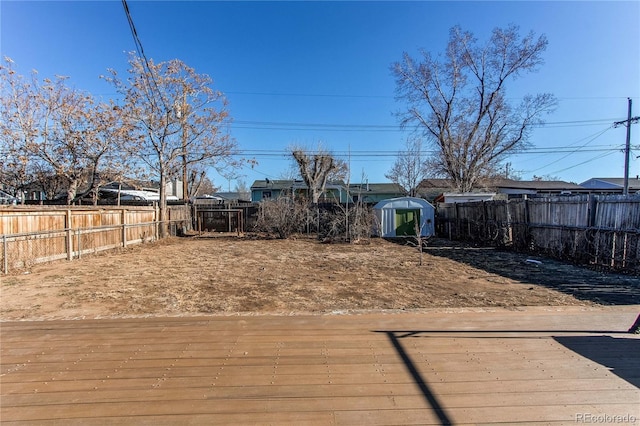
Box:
412 217 432 266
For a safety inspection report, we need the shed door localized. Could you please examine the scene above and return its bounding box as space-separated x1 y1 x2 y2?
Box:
395 209 420 236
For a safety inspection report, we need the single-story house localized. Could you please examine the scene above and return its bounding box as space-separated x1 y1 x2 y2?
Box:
439 192 497 203
416 178 457 202
349 182 405 204
422 178 590 202
580 177 640 194
373 197 435 238
250 180 406 204
250 179 351 203
493 179 587 199
210 192 251 203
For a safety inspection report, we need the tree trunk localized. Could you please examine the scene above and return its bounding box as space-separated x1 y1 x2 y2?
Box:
158 170 168 238
66 179 79 205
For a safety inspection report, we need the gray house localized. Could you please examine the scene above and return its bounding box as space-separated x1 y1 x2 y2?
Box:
250 180 404 204
580 177 640 194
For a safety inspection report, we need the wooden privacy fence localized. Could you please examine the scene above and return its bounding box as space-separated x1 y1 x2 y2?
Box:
436 195 640 274
193 202 259 233
0 205 191 274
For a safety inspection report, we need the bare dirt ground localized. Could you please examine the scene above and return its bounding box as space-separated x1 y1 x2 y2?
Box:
1 234 639 321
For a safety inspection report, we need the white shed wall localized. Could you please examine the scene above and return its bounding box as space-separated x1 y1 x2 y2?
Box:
373 197 435 238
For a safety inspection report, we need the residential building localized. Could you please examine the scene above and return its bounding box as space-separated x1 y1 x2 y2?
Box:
420 178 588 202
580 177 640 194
491 179 587 199
250 180 405 204
348 182 405 204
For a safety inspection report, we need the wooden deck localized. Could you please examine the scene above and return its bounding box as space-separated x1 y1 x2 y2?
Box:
2 307 639 425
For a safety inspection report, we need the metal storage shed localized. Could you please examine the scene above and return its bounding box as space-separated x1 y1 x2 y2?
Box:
373 197 435 238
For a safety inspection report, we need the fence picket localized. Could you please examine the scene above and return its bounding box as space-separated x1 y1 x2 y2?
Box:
436 195 640 274
0 205 191 273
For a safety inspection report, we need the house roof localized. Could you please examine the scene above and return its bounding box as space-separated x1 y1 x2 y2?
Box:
419 178 586 191
580 177 640 190
348 182 405 194
418 179 455 189
211 191 250 201
250 180 307 191
491 178 585 191
250 180 401 193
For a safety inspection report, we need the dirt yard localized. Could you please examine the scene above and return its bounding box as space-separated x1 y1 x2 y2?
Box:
1 235 639 321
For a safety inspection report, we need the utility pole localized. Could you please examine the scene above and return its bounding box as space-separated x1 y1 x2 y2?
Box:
613 98 640 196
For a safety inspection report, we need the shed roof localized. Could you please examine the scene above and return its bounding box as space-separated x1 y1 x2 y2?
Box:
373 196 434 210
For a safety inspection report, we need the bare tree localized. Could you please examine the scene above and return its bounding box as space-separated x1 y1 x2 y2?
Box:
291 144 346 204
532 174 561 181
0 57 132 204
392 25 556 192
64 100 138 205
104 54 236 236
190 170 218 197
234 179 251 200
0 58 35 201
385 137 428 197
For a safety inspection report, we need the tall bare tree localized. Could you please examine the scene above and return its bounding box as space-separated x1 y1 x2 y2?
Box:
104 54 236 236
0 57 132 204
392 25 556 192
0 58 44 199
385 137 428 197
291 144 347 204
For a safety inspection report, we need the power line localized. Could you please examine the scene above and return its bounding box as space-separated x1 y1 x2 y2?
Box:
547 150 618 175
121 0 168 112
230 118 622 133
225 90 636 102
524 126 613 173
4 144 634 160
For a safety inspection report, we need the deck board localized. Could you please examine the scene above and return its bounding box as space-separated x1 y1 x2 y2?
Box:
2 307 639 425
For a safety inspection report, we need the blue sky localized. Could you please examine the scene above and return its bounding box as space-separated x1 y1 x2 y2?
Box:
2 1 639 190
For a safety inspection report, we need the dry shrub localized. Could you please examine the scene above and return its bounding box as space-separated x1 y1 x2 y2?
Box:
254 195 308 239
318 202 375 243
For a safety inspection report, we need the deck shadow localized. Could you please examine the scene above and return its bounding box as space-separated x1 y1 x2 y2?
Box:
554 335 640 389
423 240 640 305
382 331 453 425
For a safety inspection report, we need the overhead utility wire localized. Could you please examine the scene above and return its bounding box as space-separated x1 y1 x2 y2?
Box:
231 118 621 132
524 126 613 173
225 91 635 101
548 150 618 175
121 0 169 112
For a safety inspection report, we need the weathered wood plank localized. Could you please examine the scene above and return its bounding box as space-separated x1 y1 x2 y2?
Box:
2 308 638 424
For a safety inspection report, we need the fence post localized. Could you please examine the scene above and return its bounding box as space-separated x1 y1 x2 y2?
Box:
454 202 460 240
77 229 82 259
505 200 511 245
587 194 597 228
482 201 488 242
524 199 531 249
121 209 127 248
3 234 8 274
66 209 73 260
154 203 159 241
